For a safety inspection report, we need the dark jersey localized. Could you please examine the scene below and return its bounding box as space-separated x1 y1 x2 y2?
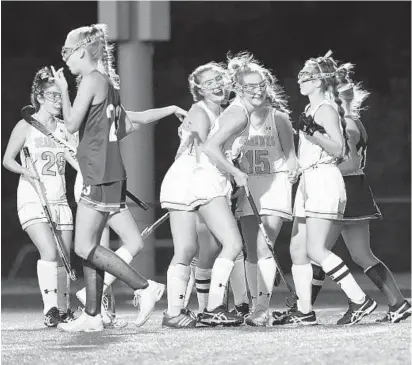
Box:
348 115 368 171
77 73 127 185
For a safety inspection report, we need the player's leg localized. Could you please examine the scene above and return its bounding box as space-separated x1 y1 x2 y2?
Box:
184 254 198 309
197 196 244 326
342 223 411 323
240 216 259 312
162 210 198 328
25 221 62 327
195 214 220 314
246 215 283 326
306 217 376 325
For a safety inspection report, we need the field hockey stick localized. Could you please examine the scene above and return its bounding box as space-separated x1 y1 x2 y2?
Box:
141 212 170 239
22 147 78 281
21 105 149 211
244 188 298 307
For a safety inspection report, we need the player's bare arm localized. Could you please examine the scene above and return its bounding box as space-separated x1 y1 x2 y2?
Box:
203 106 248 186
51 67 97 133
338 117 361 175
2 120 38 180
127 105 187 126
187 105 211 161
308 104 344 158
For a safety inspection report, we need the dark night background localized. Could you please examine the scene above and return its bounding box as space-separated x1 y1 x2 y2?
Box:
1 2 411 277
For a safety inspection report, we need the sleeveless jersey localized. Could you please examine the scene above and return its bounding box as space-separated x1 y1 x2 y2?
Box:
19 119 70 204
298 100 342 170
198 97 250 174
77 72 127 185
175 101 221 160
340 115 368 176
237 108 288 175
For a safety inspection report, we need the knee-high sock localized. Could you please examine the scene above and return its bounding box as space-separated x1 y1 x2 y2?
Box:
245 261 258 311
195 267 212 312
321 253 365 304
311 262 325 305
167 264 191 316
291 263 313 314
365 262 404 307
83 259 104 317
206 258 234 311
103 246 134 293
256 257 276 310
230 251 249 306
37 260 58 314
57 266 69 312
86 245 148 291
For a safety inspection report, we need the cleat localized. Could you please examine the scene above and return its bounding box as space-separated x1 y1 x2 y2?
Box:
101 293 113 325
104 317 128 329
134 280 165 327
59 308 77 322
199 305 243 327
57 309 103 332
245 308 269 327
44 307 64 327
271 303 297 325
376 301 412 324
282 310 318 326
229 303 250 320
162 308 197 329
337 295 377 325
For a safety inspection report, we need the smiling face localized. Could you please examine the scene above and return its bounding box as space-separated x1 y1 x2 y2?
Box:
239 71 268 108
38 84 62 116
197 68 228 104
297 64 321 96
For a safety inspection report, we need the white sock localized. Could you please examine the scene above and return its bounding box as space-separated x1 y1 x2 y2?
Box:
245 261 258 311
206 258 234 311
184 263 196 308
229 251 248 306
257 258 276 310
103 247 133 292
57 266 69 312
37 260 58 314
167 264 191 316
292 263 313 314
321 253 365 304
195 267 212 312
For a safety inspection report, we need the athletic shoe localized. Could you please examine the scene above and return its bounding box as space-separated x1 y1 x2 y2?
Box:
59 308 77 322
57 310 104 332
44 307 64 327
76 288 113 325
134 280 165 327
199 305 243 326
376 301 412 323
337 295 377 325
229 303 250 320
282 310 318 326
162 308 197 329
271 303 297 325
245 308 269 327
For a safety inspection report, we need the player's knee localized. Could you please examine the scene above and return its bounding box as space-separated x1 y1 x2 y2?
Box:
256 242 272 260
350 252 377 270
174 246 197 265
123 239 144 257
39 250 58 262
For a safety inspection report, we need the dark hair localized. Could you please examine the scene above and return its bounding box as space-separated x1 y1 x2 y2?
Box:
305 51 349 157
30 67 55 111
227 51 290 115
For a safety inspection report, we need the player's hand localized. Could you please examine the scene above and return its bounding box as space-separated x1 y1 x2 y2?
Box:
287 168 300 184
173 106 187 123
50 66 68 91
231 186 245 200
233 169 248 188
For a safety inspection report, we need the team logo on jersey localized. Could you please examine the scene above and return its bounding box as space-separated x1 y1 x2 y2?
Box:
82 185 91 196
265 126 272 131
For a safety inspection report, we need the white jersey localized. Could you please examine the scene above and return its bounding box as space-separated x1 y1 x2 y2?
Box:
198 97 250 174
175 101 221 160
298 100 342 170
236 108 288 175
18 119 71 205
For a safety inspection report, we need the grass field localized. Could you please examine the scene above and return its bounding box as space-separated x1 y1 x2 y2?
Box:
2 275 411 365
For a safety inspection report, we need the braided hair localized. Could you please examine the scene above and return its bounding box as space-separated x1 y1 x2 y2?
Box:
30 67 55 111
305 51 350 157
68 23 120 89
227 51 290 115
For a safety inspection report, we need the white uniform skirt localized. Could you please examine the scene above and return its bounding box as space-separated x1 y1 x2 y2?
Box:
293 164 346 220
236 172 292 220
